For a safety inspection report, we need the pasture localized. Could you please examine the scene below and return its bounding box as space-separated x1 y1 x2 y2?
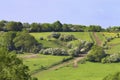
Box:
33 62 120 80
30 32 92 48
106 38 120 54
18 54 70 73
18 32 120 80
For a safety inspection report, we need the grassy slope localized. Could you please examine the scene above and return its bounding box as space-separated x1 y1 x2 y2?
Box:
18 54 69 73
96 32 106 45
30 32 92 48
102 32 117 38
106 38 120 54
31 32 120 80
33 62 120 80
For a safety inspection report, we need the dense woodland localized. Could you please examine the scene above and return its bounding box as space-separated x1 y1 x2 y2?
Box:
0 20 120 32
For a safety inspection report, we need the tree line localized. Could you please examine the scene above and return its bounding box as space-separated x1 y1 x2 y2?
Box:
0 20 106 32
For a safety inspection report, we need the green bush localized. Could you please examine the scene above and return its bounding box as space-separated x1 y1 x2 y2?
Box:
32 77 38 80
51 32 61 39
101 53 120 63
59 34 77 42
40 37 44 40
40 48 69 56
67 43 73 49
87 45 106 62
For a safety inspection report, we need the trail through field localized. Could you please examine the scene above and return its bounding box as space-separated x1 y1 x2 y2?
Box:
19 54 39 59
32 54 86 75
73 54 86 68
93 32 102 46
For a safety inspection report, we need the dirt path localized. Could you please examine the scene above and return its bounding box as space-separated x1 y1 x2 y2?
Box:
49 59 73 70
19 54 39 59
73 54 86 67
32 55 86 75
93 32 102 46
73 56 84 67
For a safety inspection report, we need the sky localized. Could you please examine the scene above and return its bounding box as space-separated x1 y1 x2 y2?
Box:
0 0 120 28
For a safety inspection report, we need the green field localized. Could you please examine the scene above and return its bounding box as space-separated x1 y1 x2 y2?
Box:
33 62 120 80
30 32 92 42
96 32 106 45
30 32 92 48
106 38 120 54
11 32 120 80
18 54 70 73
102 32 117 38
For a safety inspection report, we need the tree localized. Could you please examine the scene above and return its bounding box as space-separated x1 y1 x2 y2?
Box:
0 48 31 80
51 32 61 39
6 21 23 31
62 24 70 32
30 23 41 32
0 20 6 31
88 25 102 32
2 32 16 50
59 34 77 42
13 32 41 53
87 45 106 62
22 23 31 31
41 23 52 32
52 21 63 31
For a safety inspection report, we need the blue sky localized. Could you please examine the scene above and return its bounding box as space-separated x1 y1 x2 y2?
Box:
0 0 120 28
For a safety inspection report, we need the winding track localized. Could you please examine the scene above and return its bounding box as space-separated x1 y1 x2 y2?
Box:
93 32 102 46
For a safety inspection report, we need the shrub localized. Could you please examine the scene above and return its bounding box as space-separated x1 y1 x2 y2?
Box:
59 34 77 42
87 45 106 62
32 77 38 80
101 53 120 63
40 37 44 40
51 32 61 39
67 43 73 49
42 48 53 55
71 47 80 57
41 48 69 56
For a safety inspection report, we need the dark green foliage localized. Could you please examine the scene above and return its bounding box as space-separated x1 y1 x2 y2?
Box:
106 26 120 32
30 23 41 32
59 34 77 42
101 53 120 63
62 24 71 31
51 32 61 39
87 45 106 62
2 32 16 50
0 20 6 31
6 21 23 31
0 20 107 32
13 32 42 53
40 37 44 40
52 20 63 31
32 77 38 80
88 25 102 32
0 48 31 80
41 23 52 32
103 72 120 80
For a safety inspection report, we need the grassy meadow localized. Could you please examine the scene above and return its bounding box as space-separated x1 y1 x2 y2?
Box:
106 38 120 54
30 32 92 48
33 62 120 80
18 54 70 73
18 32 120 80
